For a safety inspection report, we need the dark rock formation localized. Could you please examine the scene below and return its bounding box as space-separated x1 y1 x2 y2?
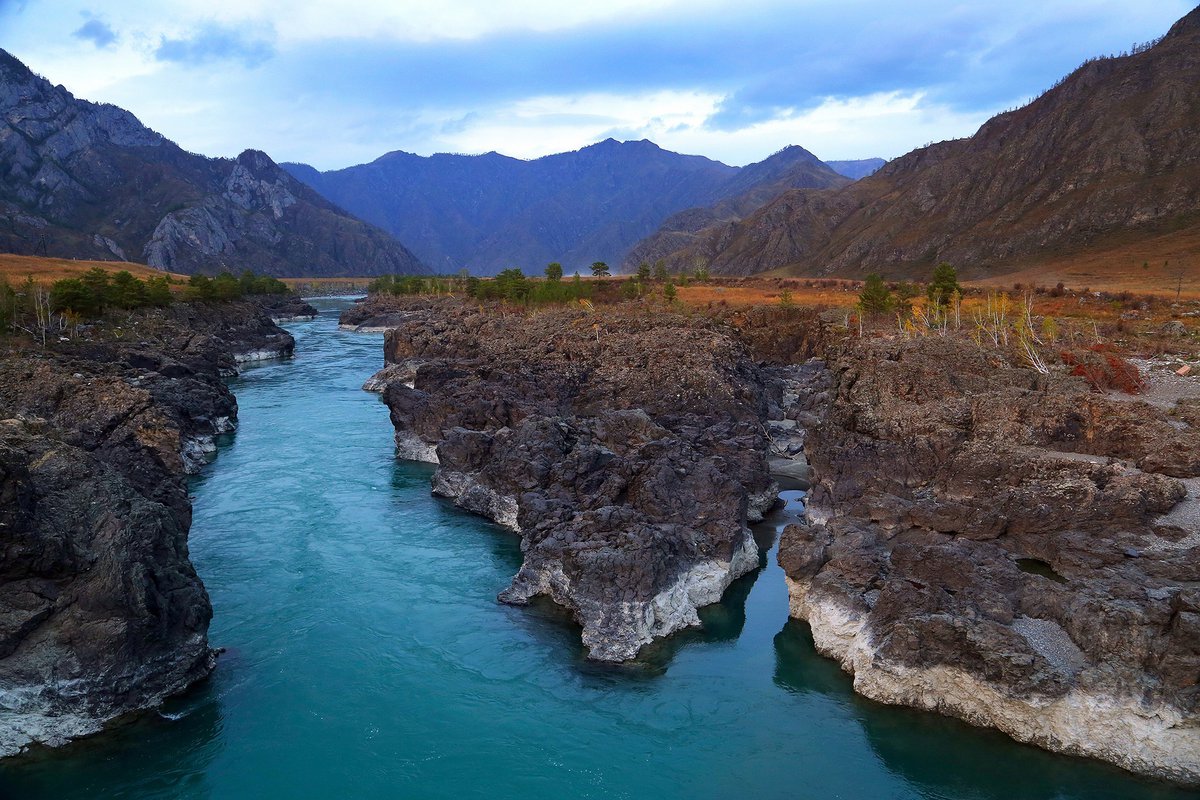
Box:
656 8 1200 278
357 297 779 660
0 50 427 277
0 296 301 756
782 335 1200 784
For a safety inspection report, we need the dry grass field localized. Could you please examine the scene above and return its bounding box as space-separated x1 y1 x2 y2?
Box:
0 254 185 285
975 228 1200 299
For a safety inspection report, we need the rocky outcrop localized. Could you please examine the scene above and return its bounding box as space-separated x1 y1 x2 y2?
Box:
359 297 779 661
0 296 298 757
781 335 1200 784
0 50 428 276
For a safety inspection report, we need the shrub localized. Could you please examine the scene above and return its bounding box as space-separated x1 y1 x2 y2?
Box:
1061 344 1145 394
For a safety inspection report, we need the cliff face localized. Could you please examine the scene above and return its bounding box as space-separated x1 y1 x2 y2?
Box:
661 7 1200 278
354 297 779 661
0 295 313 756
781 335 1200 784
0 50 427 277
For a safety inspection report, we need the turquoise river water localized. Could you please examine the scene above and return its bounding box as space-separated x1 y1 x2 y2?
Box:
0 298 1193 799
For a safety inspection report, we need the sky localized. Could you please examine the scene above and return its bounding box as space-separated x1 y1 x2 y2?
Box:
0 1 1193 170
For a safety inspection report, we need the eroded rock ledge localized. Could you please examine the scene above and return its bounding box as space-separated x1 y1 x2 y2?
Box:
783 336 1200 785
355 297 779 662
0 295 311 757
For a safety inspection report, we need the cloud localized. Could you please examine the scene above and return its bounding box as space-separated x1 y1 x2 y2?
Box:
154 23 276 67
72 17 117 48
2 0 1194 169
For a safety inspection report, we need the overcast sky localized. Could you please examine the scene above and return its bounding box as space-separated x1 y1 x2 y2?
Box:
1 1 1192 170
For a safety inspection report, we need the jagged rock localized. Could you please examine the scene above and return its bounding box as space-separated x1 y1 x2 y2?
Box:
782 334 1200 785
358 296 777 660
0 295 299 757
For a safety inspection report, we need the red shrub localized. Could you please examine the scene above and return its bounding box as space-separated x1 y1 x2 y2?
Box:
1060 344 1146 394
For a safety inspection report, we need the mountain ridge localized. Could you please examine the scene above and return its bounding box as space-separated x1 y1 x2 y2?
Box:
649 6 1200 279
284 139 848 274
0 49 429 277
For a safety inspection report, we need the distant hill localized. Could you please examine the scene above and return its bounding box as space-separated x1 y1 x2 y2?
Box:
653 7 1200 279
621 145 849 271
825 158 887 180
0 50 428 277
285 140 846 275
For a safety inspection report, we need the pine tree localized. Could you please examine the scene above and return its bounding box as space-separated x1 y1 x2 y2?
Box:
858 273 894 316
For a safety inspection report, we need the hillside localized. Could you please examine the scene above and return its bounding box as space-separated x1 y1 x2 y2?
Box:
654 8 1200 279
621 145 848 271
0 50 428 277
285 140 845 275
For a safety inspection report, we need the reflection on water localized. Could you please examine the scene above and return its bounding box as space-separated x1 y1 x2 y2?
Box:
0 301 1192 800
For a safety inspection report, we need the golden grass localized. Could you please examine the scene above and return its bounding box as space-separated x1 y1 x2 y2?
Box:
0 254 184 285
676 282 859 308
974 228 1200 299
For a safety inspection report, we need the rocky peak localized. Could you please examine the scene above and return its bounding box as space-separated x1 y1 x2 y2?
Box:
1166 5 1200 37
235 148 282 177
0 46 428 276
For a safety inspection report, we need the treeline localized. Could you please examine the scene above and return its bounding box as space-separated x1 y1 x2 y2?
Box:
369 267 594 306
0 268 290 339
49 268 288 316
369 258 714 308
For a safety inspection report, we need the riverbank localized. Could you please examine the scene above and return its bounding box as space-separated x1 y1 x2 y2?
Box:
0 293 315 757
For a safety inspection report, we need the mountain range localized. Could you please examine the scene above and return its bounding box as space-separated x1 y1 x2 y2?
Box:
645 8 1200 278
0 50 427 277
284 141 850 275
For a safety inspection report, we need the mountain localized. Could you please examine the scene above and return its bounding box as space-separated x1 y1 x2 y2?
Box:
825 158 887 180
621 145 849 271
0 50 428 277
655 8 1200 279
285 140 845 275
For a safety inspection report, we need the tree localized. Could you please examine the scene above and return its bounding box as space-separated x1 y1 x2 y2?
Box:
494 268 529 301
212 271 241 301
545 262 563 282
858 273 894 316
663 281 677 302
80 267 111 312
590 261 610 278
636 262 651 281
145 276 173 306
51 278 98 316
622 280 639 299
1167 260 1189 301
927 262 960 307
0 277 15 333
652 260 668 281
187 274 215 301
109 271 147 308
893 281 920 316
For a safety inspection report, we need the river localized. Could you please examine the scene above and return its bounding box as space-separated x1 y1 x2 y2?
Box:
0 298 1190 799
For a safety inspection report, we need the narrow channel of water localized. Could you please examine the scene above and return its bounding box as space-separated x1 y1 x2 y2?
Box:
0 298 1190 799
